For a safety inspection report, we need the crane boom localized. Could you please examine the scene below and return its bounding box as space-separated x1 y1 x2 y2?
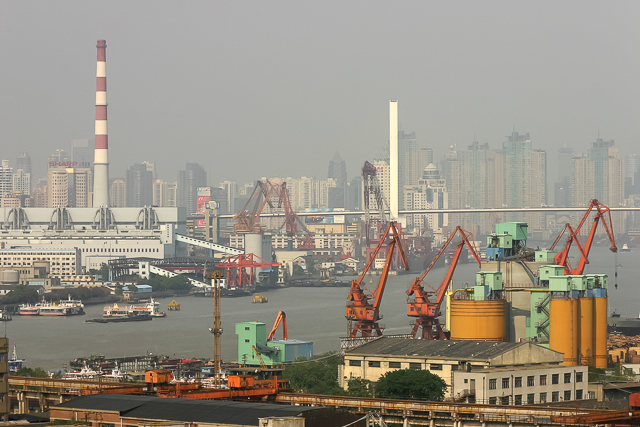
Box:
406 226 481 340
267 311 287 341
346 222 408 338
553 199 617 275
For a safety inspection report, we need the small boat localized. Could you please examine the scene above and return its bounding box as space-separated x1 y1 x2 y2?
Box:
620 244 632 253
64 363 100 379
252 294 268 304
8 344 25 373
0 310 12 321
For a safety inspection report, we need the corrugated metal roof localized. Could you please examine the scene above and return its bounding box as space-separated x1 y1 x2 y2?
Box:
344 337 524 360
54 394 318 424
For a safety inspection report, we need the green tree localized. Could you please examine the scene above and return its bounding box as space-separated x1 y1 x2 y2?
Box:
283 352 345 395
1 284 40 305
375 369 447 401
347 378 373 397
15 367 48 378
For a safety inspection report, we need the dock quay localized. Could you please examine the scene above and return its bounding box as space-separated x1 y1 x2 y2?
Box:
9 376 640 426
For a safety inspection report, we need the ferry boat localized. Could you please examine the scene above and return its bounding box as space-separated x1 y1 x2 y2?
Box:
19 303 41 316
38 302 73 316
58 295 85 315
131 298 166 318
64 363 100 379
8 344 25 373
103 303 135 318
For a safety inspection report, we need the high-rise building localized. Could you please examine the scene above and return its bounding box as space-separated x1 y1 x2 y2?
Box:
219 181 238 214
47 167 92 208
624 153 639 198
389 101 399 219
443 141 504 235
143 161 157 181
572 138 624 232
48 149 70 165
32 178 48 208
126 163 153 207
71 139 92 167
12 169 30 195
16 152 32 180
554 147 574 207
502 131 546 231
327 152 347 188
403 163 448 239
399 130 417 187
153 179 177 207
0 161 13 199
177 163 207 215
110 178 126 207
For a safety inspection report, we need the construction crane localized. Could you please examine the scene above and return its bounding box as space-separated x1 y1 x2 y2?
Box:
362 161 387 240
406 226 482 340
553 199 617 275
346 222 409 338
267 311 287 341
206 270 224 388
233 180 279 234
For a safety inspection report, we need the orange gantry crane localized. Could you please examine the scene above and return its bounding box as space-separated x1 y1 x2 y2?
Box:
406 226 482 340
553 199 617 275
345 222 409 338
267 311 287 341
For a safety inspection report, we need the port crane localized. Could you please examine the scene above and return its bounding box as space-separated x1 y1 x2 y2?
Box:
346 222 409 338
279 182 315 250
406 226 481 340
552 199 617 275
267 311 287 341
233 180 280 234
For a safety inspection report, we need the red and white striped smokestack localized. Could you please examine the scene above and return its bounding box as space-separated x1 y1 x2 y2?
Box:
93 39 110 207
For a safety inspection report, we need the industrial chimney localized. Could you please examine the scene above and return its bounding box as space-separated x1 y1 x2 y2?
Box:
93 40 109 207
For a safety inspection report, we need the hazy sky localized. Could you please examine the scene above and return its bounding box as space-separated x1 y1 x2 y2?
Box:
1 1 639 185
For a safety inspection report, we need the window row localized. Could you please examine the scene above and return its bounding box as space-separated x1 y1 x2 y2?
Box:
488 390 583 405
488 372 583 389
348 360 451 371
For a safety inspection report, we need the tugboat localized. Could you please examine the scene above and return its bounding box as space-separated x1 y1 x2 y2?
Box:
8 344 25 373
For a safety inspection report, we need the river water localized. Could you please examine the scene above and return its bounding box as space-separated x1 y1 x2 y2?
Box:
8 245 638 372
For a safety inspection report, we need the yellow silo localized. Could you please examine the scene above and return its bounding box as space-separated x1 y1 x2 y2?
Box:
579 297 594 366
449 300 507 342
594 296 608 369
550 298 578 365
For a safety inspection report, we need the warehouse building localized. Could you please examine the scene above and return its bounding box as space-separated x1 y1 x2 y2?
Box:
340 336 587 403
51 394 362 427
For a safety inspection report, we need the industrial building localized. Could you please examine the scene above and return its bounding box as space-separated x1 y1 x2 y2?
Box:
236 321 313 366
340 336 585 403
51 394 361 427
0 248 80 276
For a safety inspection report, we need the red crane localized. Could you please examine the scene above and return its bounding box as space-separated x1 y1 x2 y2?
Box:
233 180 280 234
406 226 482 340
345 222 409 338
267 311 287 341
279 182 315 250
553 199 617 275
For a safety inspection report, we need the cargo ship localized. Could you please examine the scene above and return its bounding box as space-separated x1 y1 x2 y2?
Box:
608 310 640 336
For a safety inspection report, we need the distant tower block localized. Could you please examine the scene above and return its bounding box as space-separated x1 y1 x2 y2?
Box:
389 100 399 220
93 40 110 207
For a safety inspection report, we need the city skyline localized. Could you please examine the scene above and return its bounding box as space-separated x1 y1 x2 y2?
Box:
2 2 640 186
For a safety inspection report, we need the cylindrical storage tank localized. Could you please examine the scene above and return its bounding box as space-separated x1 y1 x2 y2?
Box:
579 297 594 366
449 300 507 342
594 296 608 369
0 270 19 284
244 233 263 260
550 298 578 365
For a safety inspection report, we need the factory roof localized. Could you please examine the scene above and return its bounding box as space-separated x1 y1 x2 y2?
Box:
54 394 319 424
344 337 526 361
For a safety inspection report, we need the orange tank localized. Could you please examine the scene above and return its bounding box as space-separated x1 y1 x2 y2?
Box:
550 298 578 365
594 296 608 369
449 300 507 342
579 297 594 366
